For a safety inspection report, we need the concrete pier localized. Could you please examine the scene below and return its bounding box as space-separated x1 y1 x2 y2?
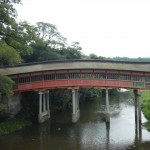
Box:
72 89 80 123
134 89 142 141
137 90 142 124
105 89 110 123
38 91 50 123
134 90 138 123
134 89 142 124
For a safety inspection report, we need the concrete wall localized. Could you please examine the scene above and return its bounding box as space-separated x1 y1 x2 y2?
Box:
6 94 21 117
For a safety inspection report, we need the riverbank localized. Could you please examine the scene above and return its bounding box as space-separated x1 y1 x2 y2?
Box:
141 91 150 131
0 119 31 135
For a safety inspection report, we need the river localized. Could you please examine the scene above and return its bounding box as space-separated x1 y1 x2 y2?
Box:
0 91 150 150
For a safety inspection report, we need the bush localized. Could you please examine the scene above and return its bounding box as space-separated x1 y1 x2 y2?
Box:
141 91 150 129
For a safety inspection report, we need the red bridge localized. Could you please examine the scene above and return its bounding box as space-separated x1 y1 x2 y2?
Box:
0 59 150 92
0 59 149 124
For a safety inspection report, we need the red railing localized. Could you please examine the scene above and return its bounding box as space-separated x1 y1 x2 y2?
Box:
11 69 147 92
14 79 134 92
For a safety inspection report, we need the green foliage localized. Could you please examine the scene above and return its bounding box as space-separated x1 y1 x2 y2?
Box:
79 88 102 102
110 57 150 62
0 1 34 61
17 92 39 122
141 91 150 131
0 119 31 135
50 89 72 112
0 40 21 65
144 121 150 131
4 21 34 59
0 0 21 39
35 22 66 50
60 42 82 59
0 75 14 95
0 103 5 112
89 53 99 59
0 2 17 38
141 92 150 121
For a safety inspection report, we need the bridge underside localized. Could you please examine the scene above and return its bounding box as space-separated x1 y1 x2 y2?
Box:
36 88 142 126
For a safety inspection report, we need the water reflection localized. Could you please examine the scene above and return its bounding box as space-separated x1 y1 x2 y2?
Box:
105 122 110 150
134 111 142 148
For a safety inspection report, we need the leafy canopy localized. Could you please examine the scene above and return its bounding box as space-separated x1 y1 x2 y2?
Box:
0 40 21 65
0 75 14 95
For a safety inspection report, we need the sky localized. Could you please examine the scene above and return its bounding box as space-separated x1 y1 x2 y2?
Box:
15 0 150 58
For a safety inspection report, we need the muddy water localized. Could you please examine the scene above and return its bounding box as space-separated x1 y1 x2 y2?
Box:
0 91 150 150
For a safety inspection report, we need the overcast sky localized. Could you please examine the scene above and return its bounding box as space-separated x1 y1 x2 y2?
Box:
15 0 150 58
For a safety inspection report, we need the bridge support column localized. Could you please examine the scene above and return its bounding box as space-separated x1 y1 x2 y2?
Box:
38 91 50 123
134 89 142 141
72 89 80 123
134 89 138 141
134 90 142 124
134 90 138 123
137 90 142 125
105 89 110 123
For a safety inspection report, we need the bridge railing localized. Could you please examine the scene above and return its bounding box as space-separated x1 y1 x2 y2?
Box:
10 69 148 92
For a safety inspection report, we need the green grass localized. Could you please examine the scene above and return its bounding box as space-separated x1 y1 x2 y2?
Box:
0 119 31 135
144 121 150 131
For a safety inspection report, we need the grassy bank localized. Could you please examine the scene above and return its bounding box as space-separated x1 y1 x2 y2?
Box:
141 91 150 131
0 119 31 135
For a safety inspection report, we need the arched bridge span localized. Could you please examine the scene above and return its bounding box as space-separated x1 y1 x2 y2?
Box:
0 59 150 92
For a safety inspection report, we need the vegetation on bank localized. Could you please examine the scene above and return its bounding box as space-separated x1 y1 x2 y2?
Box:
0 119 31 135
141 91 150 131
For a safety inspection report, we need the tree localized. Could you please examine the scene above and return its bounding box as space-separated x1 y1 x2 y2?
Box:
89 53 99 59
0 40 21 65
60 42 82 59
22 22 68 62
0 1 22 97
0 75 14 96
3 21 35 60
36 22 66 49
0 0 21 39
0 1 34 61
0 75 14 122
